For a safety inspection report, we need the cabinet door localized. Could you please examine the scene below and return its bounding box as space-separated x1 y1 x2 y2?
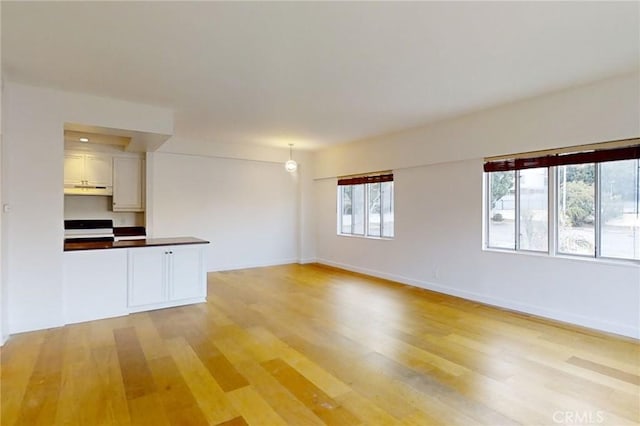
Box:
128 247 167 307
85 154 113 187
64 153 85 186
169 245 205 301
113 157 144 211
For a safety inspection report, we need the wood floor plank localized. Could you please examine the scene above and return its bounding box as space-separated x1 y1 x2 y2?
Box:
567 355 640 385
335 390 400 425
127 393 171 426
147 356 210 426
89 346 132 425
215 416 249 426
13 328 67 426
261 358 360 425
183 329 250 392
165 337 239 425
129 313 170 361
113 327 156 401
362 351 520 425
226 386 288 426
220 358 326 426
247 326 352 398
2 263 638 425
54 324 95 425
280 321 514 424
0 331 47 426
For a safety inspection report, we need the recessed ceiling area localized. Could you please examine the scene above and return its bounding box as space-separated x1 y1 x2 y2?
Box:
3 1 639 150
64 123 172 153
64 130 130 148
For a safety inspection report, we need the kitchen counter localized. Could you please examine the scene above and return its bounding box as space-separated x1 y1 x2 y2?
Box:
64 236 209 252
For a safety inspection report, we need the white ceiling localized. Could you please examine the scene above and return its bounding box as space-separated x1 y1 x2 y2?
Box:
2 1 639 150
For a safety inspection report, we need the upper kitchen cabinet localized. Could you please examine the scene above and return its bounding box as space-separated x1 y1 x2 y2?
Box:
113 156 145 212
64 152 113 194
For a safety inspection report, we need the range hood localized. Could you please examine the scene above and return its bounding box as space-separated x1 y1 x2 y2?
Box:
64 184 113 196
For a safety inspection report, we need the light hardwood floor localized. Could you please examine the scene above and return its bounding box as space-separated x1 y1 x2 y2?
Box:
1 264 639 425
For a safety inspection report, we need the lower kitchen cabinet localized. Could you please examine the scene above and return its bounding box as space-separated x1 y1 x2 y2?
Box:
63 249 129 324
128 244 206 311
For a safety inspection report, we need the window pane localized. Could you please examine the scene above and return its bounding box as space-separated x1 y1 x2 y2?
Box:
600 159 640 260
367 182 381 237
519 168 548 251
558 164 595 256
381 181 394 238
488 171 515 249
340 186 352 234
352 184 365 235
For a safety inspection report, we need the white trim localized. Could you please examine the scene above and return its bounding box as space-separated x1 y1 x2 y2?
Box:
316 258 640 339
128 297 205 314
9 319 66 335
208 257 300 272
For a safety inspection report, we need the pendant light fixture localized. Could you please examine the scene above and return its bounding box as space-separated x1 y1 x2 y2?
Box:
285 143 298 172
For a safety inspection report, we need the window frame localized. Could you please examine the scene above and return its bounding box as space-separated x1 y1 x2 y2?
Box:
485 170 516 250
594 159 640 261
485 169 551 253
337 175 394 239
555 163 597 258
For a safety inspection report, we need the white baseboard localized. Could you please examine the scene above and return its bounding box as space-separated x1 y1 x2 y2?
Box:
9 319 66 336
298 257 317 265
316 258 639 340
209 257 300 272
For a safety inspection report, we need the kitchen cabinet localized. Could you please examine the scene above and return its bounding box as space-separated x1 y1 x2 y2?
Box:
113 156 145 212
64 153 85 185
64 152 112 192
63 249 129 324
128 244 205 311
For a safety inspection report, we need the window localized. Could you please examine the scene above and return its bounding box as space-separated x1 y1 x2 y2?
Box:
558 164 595 255
487 171 516 249
484 140 640 261
520 167 549 252
338 173 394 238
487 169 548 251
600 159 640 260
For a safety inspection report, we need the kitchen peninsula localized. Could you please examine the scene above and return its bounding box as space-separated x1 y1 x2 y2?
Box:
63 236 209 324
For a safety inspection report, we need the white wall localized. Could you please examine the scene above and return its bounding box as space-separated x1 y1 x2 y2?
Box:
2 82 172 334
315 73 640 178
149 151 300 271
154 137 316 265
313 73 640 338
